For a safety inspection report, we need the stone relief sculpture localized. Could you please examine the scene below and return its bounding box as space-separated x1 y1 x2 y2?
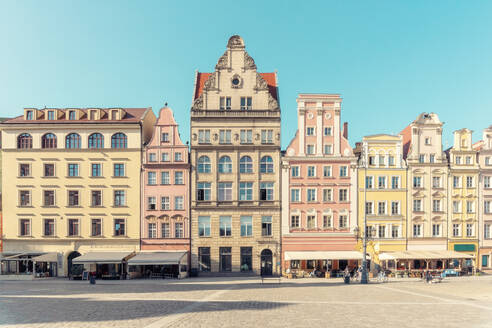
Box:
244 52 257 70
215 51 229 70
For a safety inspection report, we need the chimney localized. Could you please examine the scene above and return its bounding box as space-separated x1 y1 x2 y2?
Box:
343 122 348 139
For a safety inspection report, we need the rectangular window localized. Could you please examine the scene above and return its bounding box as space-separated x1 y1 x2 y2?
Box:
240 247 252 272
198 130 211 143
391 176 399 189
419 154 425 163
388 156 395 166
485 176 491 188
413 199 422 212
219 216 232 237
378 176 386 189
485 201 491 214
291 215 300 228
306 127 315 136
306 145 315 154
262 216 272 236
391 201 399 215
19 164 30 177
161 171 170 184
43 190 55 206
219 130 231 144
20 219 30 236
391 225 399 238
453 201 461 213
198 247 211 272
148 223 157 238
198 216 210 237
413 224 422 237
339 166 347 177
290 189 300 202
113 164 125 177
323 166 332 177
218 182 233 201
19 190 31 206
239 182 253 201
114 219 125 236
44 219 55 236
260 182 274 201
219 247 232 272
339 189 348 202
466 176 473 188
365 176 373 189
175 196 184 210
68 190 79 206
26 110 33 120
433 199 441 212
425 137 431 145
161 153 169 162
378 201 386 215
453 176 461 188
432 224 441 237
261 130 273 144
432 176 441 188
379 155 385 166
68 164 79 177
466 223 473 237
240 216 253 236
161 132 169 142
149 153 157 162
413 176 422 188
486 157 491 166
324 127 332 136
162 222 170 238
324 144 332 155
378 225 386 238
91 163 101 177
456 156 461 164
429 154 435 163
323 215 332 228
307 188 317 202
114 190 125 206
148 172 157 185
240 130 252 144
240 97 252 110
453 224 460 237
307 215 316 229
466 156 471 165
307 166 316 177
68 219 79 236
44 163 55 177
291 166 300 177
466 201 474 213
91 190 102 207
161 196 170 210
339 215 348 229
175 223 184 238
197 182 211 201
365 202 373 215
484 224 491 239
175 171 184 184
91 218 102 237
147 196 157 210
323 189 332 202
369 156 375 165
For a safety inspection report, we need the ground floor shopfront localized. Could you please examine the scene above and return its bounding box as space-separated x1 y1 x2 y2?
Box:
448 240 478 271
479 247 492 271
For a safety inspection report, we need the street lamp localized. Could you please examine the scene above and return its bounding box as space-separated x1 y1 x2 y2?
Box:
354 225 375 284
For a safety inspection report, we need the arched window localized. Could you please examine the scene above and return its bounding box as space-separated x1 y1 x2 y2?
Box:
218 156 232 173
240 156 253 173
260 156 274 173
111 133 127 149
88 133 104 149
41 133 57 149
17 133 33 149
197 156 211 173
65 133 81 149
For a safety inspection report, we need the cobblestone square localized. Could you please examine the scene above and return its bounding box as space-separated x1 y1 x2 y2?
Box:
1 276 491 328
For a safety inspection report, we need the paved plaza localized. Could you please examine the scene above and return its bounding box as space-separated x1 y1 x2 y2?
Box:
0 276 491 328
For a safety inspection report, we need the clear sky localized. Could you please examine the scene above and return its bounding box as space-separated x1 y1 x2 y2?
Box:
1 0 491 149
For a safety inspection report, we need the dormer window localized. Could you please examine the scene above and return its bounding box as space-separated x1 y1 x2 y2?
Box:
68 111 76 120
26 110 33 120
47 111 55 120
89 110 96 120
111 110 118 120
161 133 169 142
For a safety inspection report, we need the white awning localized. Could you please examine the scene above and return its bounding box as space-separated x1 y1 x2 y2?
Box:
379 250 474 260
284 251 367 261
72 252 134 264
32 253 59 263
128 252 187 266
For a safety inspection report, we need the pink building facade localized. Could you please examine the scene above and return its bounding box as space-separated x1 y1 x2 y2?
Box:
281 94 358 275
141 106 190 266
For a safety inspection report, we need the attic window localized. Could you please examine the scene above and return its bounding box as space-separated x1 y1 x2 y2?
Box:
68 111 76 120
26 110 33 120
111 110 118 120
90 110 96 120
47 111 55 120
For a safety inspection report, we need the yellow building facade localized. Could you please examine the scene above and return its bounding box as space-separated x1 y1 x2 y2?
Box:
0 107 156 277
357 135 407 267
447 129 479 266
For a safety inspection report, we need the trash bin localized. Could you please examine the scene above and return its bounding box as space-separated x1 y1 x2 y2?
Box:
89 274 96 285
344 275 350 284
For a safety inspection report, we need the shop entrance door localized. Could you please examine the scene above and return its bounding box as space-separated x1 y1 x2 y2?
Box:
260 249 273 276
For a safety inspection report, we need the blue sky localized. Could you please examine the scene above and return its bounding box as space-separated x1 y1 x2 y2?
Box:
1 1 491 149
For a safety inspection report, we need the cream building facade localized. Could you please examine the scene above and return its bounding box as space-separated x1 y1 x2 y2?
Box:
447 129 479 267
0 107 155 276
190 36 281 275
400 113 449 251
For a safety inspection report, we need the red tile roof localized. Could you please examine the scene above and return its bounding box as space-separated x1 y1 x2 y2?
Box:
194 72 278 101
399 124 412 159
2 108 151 124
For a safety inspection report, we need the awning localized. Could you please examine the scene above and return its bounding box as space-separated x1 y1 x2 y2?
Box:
72 252 134 264
0 252 43 261
32 253 59 263
284 251 366 261
379 250 474 261
128 251 187 266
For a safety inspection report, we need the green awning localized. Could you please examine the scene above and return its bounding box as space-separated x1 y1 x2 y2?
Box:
454 244 475 252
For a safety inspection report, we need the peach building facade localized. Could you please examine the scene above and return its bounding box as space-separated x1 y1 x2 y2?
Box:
477 126 492 271
141 107 190 265
281 94 358 274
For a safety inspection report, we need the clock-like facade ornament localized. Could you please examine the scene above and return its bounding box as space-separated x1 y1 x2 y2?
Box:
231 74 243 88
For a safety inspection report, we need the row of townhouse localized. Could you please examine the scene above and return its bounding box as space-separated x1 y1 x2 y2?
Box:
0 35 491 279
